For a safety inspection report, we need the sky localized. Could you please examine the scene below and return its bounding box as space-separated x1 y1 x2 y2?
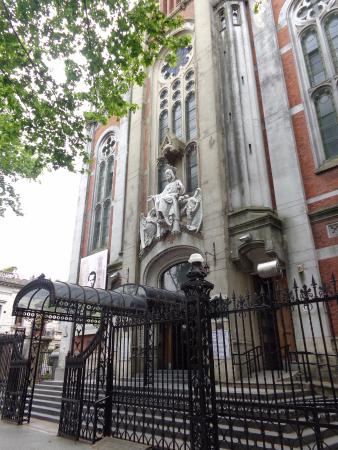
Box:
0 170 80 281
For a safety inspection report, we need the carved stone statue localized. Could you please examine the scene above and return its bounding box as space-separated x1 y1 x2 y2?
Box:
183 188 202 232
140 208 158 251
148 166 185 237
140 165 203 252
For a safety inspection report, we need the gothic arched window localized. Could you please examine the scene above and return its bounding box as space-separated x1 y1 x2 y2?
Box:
301 29 326 86
91 132 117 251
325 13 338 70
314 87 338 158
290 2 338 164
158 42 196 145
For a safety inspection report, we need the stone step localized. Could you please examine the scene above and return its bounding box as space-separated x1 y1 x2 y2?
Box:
30 411 60 424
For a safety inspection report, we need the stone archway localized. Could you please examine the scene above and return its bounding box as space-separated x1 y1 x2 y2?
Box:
143 245 201 370
143 244 201 287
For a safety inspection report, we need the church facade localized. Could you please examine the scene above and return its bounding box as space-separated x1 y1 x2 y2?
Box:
67 0 338 367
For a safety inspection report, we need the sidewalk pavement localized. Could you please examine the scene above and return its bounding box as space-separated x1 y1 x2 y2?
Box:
0 419 149 450
0 419 90 450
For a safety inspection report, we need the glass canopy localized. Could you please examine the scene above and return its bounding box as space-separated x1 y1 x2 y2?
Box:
13 277 185 323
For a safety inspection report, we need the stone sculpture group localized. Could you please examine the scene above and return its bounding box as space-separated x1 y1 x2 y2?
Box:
140 166 202 251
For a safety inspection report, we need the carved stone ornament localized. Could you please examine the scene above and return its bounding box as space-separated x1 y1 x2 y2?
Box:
294 0 336 26
160 130 185 164
140 166 203 253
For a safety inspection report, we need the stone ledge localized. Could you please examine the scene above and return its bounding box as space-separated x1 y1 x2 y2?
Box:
228 207 285 273
315 157 338 174
308 204 338 223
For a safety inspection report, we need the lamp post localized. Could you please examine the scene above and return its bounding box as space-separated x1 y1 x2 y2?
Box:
181 254 219 450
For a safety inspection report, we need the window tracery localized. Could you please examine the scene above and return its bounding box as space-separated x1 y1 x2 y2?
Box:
294 0 335 25
157 39 198 197
158 43 196 146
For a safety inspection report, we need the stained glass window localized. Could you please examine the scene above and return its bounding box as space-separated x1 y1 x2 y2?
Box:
186 143 198 193
186 93 197 141
314 88 338 159
92 133 116 251
302 30 326 86
159 110 168 144
326 14 338 71
172 102 182 138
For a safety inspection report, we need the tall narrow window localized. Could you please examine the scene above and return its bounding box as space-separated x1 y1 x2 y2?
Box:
93 205 102 250
326 14 338 71
302 30 326 86
172 102 182 138
219 8 226 31
97 162 105 202
91 132 117 252
105 156 115 198
186 143 198 193
314 88 338 159
232 5 241 26
101 201 111 247
159 110 168 144
158 42 194 147
186 93 197 141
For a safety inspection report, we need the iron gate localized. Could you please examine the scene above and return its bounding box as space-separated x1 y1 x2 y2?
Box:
2 269 338 449
57 269 338 449
0 329 27 423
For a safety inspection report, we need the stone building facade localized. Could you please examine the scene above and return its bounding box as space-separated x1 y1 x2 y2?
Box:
67 0 338 369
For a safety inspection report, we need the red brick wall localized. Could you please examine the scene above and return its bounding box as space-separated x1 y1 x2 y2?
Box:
311 219 338 250
272 2 338 188
270 1 338 235
160 0 194 19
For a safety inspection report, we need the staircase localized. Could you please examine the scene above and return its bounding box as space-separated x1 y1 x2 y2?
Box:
28 376 338 449
30 380 62 423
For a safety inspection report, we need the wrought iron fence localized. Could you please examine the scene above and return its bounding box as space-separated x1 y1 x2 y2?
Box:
210 276 338 449
56 272 338 449
1 272 337 449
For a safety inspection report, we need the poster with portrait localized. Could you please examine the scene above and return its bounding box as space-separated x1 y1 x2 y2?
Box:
79 249 108 289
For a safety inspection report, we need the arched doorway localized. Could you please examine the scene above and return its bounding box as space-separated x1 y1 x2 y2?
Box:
158 262 190 370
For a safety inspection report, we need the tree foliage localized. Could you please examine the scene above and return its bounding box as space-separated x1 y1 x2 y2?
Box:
0 0 189 215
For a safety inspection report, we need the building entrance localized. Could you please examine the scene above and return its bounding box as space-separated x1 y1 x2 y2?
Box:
158 322 188 370
254 276 296 371
159 262 190 370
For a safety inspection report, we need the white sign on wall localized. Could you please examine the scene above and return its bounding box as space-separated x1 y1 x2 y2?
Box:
79 249 108 289
212 329 230 359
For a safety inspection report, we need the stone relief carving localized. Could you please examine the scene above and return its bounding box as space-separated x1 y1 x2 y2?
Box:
140 166 203 252
182 187 202 232
294 0 335 25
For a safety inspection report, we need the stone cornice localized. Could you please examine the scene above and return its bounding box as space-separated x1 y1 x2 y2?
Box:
228 207 282 235
308 205 338 223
